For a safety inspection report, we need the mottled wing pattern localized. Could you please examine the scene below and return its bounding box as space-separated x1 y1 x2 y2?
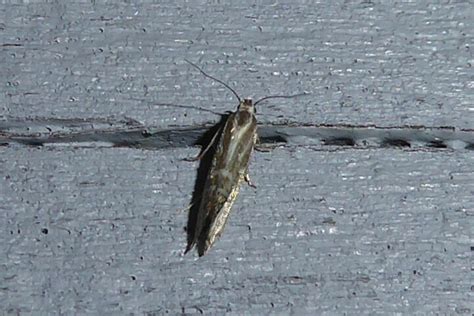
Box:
193 109 257 256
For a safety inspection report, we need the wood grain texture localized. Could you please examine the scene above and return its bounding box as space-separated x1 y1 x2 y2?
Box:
1 1 472 315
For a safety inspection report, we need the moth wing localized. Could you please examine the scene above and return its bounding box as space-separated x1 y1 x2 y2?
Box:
196 112 257 255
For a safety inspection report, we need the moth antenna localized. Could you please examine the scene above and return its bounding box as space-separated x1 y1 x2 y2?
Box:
153 103 223 116
185 59 242 102
254 92 310 106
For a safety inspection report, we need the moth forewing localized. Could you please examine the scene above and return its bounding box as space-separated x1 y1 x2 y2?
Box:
197 184 241 256
188 99 257 256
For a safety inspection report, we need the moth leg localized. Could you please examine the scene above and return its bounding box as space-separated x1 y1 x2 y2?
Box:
244 173 257 189
177 203 193 213
254 143 276 152
254 133 271 152
184 126 221 161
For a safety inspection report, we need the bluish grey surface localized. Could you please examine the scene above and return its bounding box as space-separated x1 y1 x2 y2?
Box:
1 146 472 314
2 1 473 128
1 1 473 315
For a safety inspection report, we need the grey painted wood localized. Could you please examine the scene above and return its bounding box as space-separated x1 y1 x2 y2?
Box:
1 1 472 315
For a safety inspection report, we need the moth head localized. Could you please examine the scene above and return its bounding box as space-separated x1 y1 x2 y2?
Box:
238 98 255 113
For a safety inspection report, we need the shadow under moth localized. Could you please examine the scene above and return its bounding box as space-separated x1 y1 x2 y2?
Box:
183 60 306 256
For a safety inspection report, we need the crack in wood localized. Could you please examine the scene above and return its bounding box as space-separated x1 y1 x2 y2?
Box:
1 118 473 151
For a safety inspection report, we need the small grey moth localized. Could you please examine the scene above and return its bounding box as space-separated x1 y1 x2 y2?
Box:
184 60 305 256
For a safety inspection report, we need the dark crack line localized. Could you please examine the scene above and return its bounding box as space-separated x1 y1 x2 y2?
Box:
1 120 473 151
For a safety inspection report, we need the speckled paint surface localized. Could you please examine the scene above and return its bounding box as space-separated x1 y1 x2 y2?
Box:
1 1 472 315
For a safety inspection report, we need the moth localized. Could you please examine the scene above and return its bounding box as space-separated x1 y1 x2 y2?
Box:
184 60 305 256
